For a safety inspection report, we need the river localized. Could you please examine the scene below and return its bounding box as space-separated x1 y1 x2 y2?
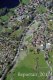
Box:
0 0 20 8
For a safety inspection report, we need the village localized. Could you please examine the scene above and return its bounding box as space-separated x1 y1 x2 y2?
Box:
0 0 53 80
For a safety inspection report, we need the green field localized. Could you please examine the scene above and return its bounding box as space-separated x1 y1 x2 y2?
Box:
0 15 9 22
10 29 23 39
6 48 49 80
22 0 30 4
36 5 47 14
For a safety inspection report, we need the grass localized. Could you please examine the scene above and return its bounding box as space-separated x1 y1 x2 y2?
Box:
1 27 13 34
26 36 32 42
48 20 53 30
47 14 53 19
6 48 49 80
31 20 40 30
0 15 9 22
22 0 30 4
36 5 47 14
10 29 23 38
48 50 53 71
0 26 3 34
